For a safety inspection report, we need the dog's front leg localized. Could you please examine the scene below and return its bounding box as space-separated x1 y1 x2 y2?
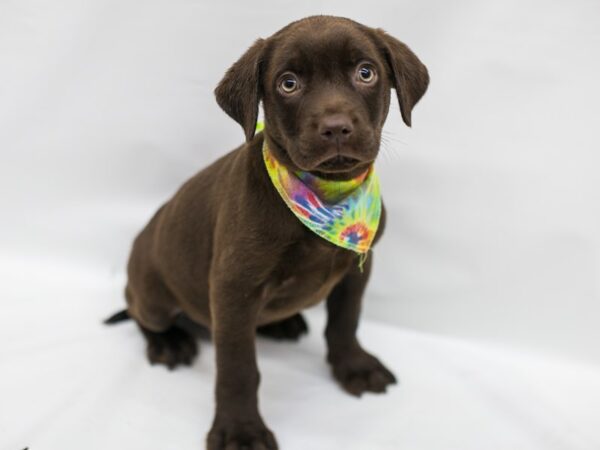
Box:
206 282 278 450
325 253 397 397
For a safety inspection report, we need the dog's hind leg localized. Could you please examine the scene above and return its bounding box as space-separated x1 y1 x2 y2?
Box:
126 275 198 369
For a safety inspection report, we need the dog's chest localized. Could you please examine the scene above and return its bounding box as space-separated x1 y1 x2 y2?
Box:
257 234 356 324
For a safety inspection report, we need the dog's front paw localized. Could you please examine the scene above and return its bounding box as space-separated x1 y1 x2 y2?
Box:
206 417 278 450
329 349 397 397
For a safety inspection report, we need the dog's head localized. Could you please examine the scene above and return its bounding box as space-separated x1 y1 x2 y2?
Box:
215 16 429 178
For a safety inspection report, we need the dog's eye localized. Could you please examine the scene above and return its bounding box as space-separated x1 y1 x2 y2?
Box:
357 64 376 84
279 74 299 94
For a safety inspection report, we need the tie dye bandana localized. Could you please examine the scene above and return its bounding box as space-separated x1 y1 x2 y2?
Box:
262 138 382 254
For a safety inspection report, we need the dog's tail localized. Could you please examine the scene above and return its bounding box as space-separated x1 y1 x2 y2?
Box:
103 309 131 325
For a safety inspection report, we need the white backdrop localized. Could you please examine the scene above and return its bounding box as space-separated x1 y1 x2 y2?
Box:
2 1 600 449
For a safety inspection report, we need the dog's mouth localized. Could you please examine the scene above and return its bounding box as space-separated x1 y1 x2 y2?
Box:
316 155 362 172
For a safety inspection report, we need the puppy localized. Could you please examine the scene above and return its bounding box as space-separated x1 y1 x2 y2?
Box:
106 15 428 450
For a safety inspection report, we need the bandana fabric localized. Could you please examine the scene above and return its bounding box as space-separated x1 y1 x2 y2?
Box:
262 138 382 254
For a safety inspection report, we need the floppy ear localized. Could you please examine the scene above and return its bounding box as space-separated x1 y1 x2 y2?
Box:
375 30 429 127
214 39 266 141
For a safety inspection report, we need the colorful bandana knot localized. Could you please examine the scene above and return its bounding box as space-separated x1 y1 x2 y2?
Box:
262 138 382 254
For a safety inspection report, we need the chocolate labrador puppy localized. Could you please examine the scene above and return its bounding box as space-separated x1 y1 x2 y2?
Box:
106 15 428 450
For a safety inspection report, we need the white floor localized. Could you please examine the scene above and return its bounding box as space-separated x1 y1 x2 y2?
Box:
2 260 599 450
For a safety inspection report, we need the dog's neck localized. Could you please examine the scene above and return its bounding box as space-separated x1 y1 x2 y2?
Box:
262 132 372 181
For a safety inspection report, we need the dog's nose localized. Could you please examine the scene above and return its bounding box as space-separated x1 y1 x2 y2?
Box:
319 115 354 142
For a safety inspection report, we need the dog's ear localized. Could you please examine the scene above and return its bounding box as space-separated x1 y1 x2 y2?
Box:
215 39 266 142
374 30 429 127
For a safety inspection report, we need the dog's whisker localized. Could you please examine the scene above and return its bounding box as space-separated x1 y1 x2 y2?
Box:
378 141 390 163
382 130 408 146
379 136 403 164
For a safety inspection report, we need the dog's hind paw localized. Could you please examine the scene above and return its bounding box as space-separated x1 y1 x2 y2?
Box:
139 325 198 369
256 313 309 341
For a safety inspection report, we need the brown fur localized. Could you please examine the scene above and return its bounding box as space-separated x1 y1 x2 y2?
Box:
122 16 428 449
